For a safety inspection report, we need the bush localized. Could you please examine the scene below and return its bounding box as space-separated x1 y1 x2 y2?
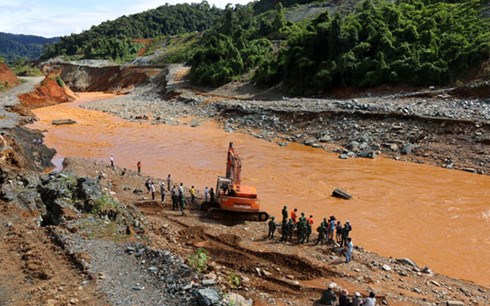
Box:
55 76 65 87
93 194 121 220
227 272 241 289
188 248 209 273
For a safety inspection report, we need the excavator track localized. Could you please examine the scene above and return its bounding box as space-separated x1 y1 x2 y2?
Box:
202 204 269 222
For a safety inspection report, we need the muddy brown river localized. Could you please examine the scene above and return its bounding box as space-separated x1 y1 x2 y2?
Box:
29 93 490 287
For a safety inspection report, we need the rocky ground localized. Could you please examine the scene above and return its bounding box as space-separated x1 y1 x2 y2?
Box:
2 156 488 306
82 64 490 175
1 64 489 305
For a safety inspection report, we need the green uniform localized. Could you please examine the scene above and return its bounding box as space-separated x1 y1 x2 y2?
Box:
268 218 276 238
297 220 306 244
306 222 312 243
280 220 288 242
316 224 327 245
179 196 187 216
286 220 294 241
281 207 288 222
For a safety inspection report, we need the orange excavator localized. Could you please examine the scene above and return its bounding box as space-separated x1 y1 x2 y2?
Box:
202 142 269 221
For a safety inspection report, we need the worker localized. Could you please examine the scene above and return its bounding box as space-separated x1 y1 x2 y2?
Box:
178 183 184 200
363 292 376 306
336 221 343 243
267 217 276 239
297 218 306 244
280 220 288 243
286 219 294 242
352 292 363 306
190 185 196 205
204 187 209 202
319 283 337 305
315 223 327 245
321 217 328 231
345 237 353 263
328 216 336 242
167 174 172 191
209 188 215 202
160 182 166 204
339 289 350 306
305 216 313 243
150 182 156 200
342 220 352 247
299 212 306 223
179 194 187 216
307 215 314 226
110 154 114 168
171 186 178 210
137 161 141 175
281 206 288 223
290 208 298 223
145 177 152 193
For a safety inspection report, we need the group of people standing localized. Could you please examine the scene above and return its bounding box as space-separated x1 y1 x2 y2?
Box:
267 206 354 263
144 175 191 216
320 284 377 306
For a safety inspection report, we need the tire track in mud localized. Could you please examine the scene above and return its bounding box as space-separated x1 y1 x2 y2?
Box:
136 202 343 296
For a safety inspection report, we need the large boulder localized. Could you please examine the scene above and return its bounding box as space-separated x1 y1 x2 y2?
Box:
196 288 221 306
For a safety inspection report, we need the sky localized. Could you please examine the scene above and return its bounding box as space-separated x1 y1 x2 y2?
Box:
0 0 252 38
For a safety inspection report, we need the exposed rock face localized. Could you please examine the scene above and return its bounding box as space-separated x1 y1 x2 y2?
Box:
58 63 163 93
18 65 76 108
0 63 18 88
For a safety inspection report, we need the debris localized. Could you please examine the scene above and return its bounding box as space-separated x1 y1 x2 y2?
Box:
446 301 464 306
395 258 418 268
332 188 352 200
52 119 77 126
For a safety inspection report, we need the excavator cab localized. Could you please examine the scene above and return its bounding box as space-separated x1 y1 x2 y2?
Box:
217 176 232 196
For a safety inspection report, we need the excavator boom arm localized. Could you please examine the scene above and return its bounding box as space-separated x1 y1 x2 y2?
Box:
226 142 242 185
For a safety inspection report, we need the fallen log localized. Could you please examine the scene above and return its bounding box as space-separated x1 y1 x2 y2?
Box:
52 119 76 126
332 188 352 200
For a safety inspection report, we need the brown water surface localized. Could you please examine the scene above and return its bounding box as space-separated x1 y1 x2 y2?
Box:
29 93 490 286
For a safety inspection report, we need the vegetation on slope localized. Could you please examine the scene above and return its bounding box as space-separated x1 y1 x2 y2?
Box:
189 0 489 93
38 0 489 92
41 2 222 61
0 32 59 63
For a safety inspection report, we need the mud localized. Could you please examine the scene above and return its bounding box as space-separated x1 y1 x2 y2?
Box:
0 63 18 89
53 156 490 305
28 92 490 287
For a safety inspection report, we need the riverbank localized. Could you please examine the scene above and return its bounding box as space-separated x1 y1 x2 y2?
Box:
61 156 490 305
2 74 489 305
29 89 490 288
81 65 489 175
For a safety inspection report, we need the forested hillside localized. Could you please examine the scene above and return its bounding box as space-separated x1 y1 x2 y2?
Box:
39 0 489 93
41 2 222 61
0 32 59 63
189 0 489 93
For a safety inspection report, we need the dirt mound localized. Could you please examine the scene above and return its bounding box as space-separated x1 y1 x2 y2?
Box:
0 63 18 89
215 233 242 246
178 226 208 244
59 63 163 93
18 65 76 108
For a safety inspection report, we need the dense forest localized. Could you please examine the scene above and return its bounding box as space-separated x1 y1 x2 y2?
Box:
38 0 490 92
189 0 489 93
41 2 222 61
0 32 59 63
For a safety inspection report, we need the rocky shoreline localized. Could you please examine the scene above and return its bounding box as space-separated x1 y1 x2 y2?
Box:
1 71 489 305
81 66 489 175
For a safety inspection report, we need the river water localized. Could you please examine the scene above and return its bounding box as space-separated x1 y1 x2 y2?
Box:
29 93 490 287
